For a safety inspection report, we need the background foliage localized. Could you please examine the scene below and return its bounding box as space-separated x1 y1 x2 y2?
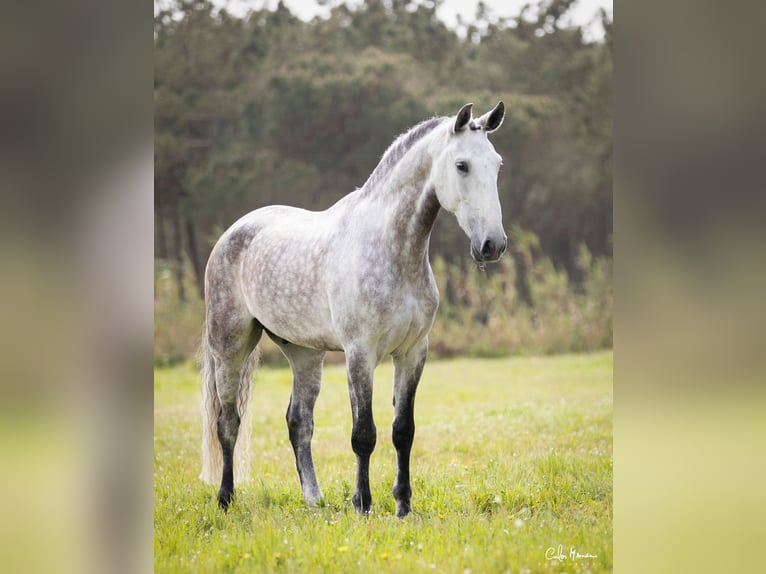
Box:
154 0 612 362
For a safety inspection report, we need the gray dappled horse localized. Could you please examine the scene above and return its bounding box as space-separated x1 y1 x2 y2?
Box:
200 102 507 517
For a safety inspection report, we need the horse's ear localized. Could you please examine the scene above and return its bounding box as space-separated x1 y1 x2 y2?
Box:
453 103 473 134
477 101 505 133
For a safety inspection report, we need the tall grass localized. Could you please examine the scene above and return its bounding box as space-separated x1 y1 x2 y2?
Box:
154 238 611 366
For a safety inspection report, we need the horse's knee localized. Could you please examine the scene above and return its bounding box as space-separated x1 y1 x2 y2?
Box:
217 406 241 447
392 415 415 451
286 402 313 446
351 415 377 457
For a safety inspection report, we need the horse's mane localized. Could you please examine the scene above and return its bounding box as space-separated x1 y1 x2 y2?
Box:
362 116 447 192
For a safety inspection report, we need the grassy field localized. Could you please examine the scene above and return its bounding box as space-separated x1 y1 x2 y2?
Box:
155 351 612 573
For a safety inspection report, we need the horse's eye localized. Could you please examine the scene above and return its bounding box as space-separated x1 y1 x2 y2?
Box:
456 161 469 174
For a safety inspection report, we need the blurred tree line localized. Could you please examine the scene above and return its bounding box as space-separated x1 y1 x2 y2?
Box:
155 0 612 301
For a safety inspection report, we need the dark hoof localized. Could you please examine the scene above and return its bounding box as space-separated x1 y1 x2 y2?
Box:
352 491 372 515
395 502 411 518
217 488 233 511
393 483 411 517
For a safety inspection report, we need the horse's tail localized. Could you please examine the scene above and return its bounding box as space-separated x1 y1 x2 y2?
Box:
199 325 258 485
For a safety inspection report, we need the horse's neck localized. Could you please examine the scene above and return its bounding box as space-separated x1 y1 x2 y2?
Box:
354 139 440 269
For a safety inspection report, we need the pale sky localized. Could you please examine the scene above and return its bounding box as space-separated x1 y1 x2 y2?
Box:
213 0 613 42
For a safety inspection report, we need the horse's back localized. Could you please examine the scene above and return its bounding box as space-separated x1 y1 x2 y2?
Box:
207 205 314 274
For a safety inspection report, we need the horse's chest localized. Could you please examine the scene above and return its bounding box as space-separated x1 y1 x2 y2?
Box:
379 288 438 355
353 273 438 354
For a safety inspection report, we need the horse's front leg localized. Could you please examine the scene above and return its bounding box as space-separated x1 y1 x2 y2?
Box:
391 339 427 517
345 348 377 514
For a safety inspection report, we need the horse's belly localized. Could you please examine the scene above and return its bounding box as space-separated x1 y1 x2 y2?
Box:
247 288 342 350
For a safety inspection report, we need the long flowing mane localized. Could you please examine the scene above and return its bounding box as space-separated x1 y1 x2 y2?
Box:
361 116 446 192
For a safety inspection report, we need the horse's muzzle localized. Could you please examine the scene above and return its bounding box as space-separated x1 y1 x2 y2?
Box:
471 234 507 262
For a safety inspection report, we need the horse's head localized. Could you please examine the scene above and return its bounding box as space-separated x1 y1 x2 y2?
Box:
431 102 507 263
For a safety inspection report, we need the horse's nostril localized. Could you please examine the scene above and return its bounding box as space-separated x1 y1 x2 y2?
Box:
480 239 494 258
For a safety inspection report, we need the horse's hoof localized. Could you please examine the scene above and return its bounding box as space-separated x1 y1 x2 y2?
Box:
303 488 324 507
217 489 233 511
395 502 411 518
352 492 372 515
393 483 412 517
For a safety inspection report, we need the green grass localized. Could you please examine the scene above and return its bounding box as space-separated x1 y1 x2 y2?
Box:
155 351 612 573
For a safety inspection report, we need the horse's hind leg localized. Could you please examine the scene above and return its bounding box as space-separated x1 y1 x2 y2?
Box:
214 356 249 509
276 341 325 506
207 314 261 510
391 340 427 517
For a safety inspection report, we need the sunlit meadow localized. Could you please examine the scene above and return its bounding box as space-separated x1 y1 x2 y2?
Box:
155 351 612 573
